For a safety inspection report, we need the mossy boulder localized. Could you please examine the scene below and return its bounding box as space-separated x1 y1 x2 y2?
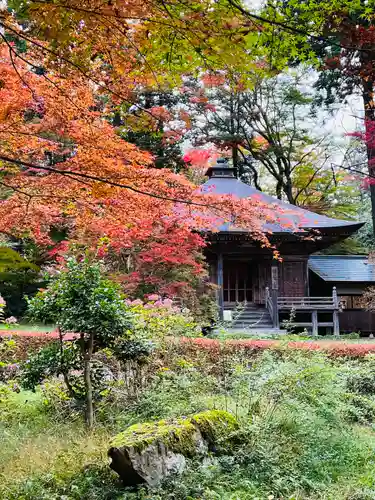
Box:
190 409 238 444
108 410 238 486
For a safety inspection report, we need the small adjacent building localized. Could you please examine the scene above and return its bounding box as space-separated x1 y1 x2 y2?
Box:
202 159 367 334
309 256 375 334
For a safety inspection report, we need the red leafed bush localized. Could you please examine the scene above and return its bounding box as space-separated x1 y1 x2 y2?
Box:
179 337 375 358
324 343 375 358
4 332 375 359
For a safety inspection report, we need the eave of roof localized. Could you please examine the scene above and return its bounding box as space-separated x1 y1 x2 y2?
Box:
309 255 375 282
201 177 364 234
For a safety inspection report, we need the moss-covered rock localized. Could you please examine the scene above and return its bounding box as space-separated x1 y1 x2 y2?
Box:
110 418 198 456
191 409 238 444
108 410 237 486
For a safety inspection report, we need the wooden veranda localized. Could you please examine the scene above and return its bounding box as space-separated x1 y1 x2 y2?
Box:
265 287 340 336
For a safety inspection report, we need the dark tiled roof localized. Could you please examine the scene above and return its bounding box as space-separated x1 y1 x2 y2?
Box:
309 255 375 282
202 177 364 233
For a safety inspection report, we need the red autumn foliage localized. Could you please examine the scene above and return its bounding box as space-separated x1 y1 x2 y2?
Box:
4 331 375 359
179 337 375 359
0 46 281 299
201 73 226 88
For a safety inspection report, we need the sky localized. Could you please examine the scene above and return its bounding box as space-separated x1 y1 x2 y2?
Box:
243 0 365 164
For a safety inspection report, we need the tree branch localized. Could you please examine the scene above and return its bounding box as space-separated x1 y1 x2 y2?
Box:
226 0 375 54
0 154 224 209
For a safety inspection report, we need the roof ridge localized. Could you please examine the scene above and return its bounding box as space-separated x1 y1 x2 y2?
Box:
310 255 369 259
202 177 365 232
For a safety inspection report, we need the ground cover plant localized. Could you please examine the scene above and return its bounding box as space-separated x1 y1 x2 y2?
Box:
2 337 375 499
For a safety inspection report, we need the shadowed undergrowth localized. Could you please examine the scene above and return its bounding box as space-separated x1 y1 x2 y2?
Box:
2 349 375 499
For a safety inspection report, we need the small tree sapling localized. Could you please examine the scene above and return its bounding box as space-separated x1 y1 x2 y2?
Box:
26 258 133 428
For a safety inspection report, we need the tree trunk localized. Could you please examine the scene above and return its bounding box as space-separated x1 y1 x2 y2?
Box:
276 180 283 200
275 158 284 200
58 327 75 399
362 75 375 236
83 332 95 429
285 178 295 205
249 162 262 191
230 92 239 172
232 144 239 171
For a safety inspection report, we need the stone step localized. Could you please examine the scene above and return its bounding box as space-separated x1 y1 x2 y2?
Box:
233 318 272 325
230 306 266 311
231 326 274 330
235 313 270 319
221 328 287 335
235 311 271 317
234 314 272 320
233 323 273 328
228 305 274 330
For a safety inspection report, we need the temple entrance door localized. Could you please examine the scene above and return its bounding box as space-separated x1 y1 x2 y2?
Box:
223 260 253 305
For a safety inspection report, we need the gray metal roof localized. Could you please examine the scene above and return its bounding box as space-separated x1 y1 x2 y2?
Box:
309 255 375 282
202 176 364 233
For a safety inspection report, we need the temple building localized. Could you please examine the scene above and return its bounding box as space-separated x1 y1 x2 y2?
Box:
202 159 373 335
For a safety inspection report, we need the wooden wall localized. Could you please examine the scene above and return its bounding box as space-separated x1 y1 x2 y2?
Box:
253 260 271 304
253 257 309 302
278 258 308 297
340 310 375 334
206 250 310 304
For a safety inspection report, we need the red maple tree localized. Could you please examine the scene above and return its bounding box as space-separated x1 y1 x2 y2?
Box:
0 46 274 299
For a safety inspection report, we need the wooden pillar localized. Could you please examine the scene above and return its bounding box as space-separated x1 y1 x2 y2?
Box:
271 262 279 292
305 258 310 296
332 311 339 337
217 253 224 321
271 263 279 329
333 311 340 337
332 286 338 308
312 310 318 336
333 287 340 336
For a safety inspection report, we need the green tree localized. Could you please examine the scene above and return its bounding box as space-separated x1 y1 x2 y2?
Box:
0 246 41 317
249 0 375 228
183 71 357 215
26 258 133 428
290 158 361 218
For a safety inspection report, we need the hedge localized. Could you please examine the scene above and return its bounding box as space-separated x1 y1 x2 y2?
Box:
179 337 375 359
3 331 375 359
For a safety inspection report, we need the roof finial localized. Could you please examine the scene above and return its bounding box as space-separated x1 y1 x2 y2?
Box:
205 157 237 179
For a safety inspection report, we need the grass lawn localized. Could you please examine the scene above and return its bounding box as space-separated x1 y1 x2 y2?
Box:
0 390 117 500
0 323 55 332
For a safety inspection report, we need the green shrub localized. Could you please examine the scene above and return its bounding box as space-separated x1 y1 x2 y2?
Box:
20 343 135 413
111 337 155 362
126 296 201 338
344 393 375 424
21 341 79 392
343 332 361 339
120 368 220 424
27 258 133 345
0 334 52 361
0 337 17 363
0 384 47 425
347 360 375 396
26 258 135 427
0 466 123 500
